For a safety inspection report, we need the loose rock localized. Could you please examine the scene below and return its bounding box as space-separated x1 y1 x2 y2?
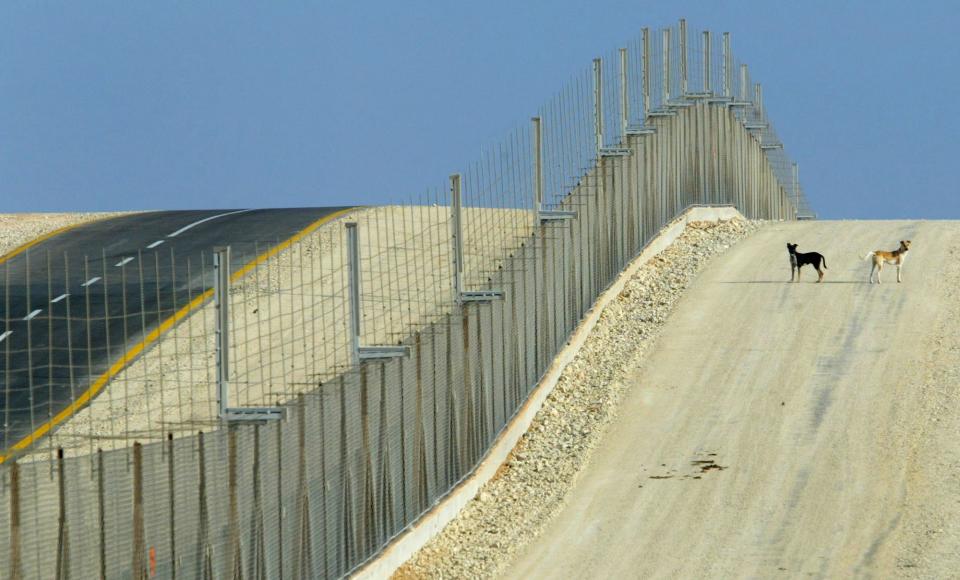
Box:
395 218 764 579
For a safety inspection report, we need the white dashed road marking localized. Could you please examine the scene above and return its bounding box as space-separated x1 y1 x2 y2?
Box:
115 257 135 267
81 277 101 287
24 310 42 321
146 240 165 249
50 294 69 304
166 209 252 238
0 331 11 343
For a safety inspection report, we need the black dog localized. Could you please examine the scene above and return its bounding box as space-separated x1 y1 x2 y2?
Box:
787 243 827 283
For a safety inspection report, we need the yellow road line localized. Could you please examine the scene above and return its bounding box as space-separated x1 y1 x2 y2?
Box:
231 207 355 280
0 207 356 463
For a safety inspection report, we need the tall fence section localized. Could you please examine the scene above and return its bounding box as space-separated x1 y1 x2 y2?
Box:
1 21 812 579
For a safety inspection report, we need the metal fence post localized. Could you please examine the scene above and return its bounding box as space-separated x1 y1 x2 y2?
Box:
662 28 671 103
450 175 505 302
98 449 106 580
56 448 70 579
740 64 749 103
722 32 731 97
793 162 800 204
703 30 711 94
249 426 267 580
214 246 231 418
679 19 688 95
532 120 543 216
755 83 764 120
450 176 465 302
196 432 212 579
593 58 603 154
347 223 410 361
132 442 146 580
596 56 632 156
620 47 629 136
534 118 576 223
346 224 363 365
215 246 281 421
8 462 22 580
228 428 243 579
642 28 650 116
166 433 177 580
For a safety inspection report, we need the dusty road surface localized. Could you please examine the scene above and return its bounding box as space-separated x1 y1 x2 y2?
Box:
506 220 960 579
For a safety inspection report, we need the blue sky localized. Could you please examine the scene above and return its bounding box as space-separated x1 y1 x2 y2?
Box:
2 1 958 219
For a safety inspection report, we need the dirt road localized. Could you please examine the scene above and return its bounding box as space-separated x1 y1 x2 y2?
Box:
506 220 960 578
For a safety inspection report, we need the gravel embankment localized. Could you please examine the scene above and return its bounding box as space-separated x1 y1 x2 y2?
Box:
395 218 764 579
0 213 131 257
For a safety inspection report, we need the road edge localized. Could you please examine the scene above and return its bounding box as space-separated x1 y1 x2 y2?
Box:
0 213 133 266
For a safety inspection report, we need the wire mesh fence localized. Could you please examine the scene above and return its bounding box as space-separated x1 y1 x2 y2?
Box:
0 20 811 579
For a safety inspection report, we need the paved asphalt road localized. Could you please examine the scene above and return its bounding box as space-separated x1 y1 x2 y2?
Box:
0 208 350 455
506 220 959 578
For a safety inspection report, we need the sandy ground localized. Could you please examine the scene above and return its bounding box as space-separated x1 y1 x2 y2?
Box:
505 220 960 579
0 212 131 258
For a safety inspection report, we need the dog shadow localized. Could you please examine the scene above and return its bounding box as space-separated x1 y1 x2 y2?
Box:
719 280 867 285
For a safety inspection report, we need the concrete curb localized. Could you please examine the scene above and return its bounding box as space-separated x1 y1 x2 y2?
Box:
352 205 745 579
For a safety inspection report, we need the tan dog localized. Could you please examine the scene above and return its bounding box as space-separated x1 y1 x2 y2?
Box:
863 240 911 284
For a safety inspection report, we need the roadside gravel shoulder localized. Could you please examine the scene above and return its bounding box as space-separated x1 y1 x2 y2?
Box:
0 212 133 258
395 218 764 579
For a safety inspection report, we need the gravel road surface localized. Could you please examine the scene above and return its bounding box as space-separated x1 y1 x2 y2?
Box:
505 220 959 579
